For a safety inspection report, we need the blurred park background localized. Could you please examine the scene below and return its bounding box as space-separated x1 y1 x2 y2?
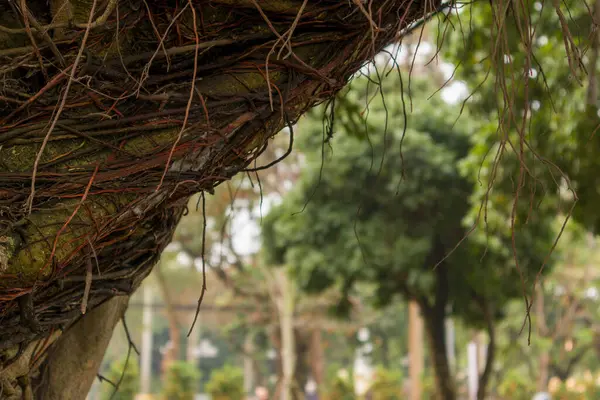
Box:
86 2 600 399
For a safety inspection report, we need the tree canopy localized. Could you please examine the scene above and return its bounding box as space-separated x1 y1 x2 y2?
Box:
262 74 559 399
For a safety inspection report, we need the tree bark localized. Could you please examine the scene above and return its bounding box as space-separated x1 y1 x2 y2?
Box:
155 265 181 372
423 307 456 400
139 284 154 397
33 296 130 400
421 255 456 400
276 269 296 400
477 302 495 400
408 300 424 400
309 328 325 389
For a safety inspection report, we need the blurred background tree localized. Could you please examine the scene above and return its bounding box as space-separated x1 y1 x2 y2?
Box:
262 73 558 400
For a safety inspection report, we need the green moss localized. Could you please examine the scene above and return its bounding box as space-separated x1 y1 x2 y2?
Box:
0 126 184 172
71 0 97 24
4 193 137 282
0 139 87 172
197 71 280 97
123 127 179 155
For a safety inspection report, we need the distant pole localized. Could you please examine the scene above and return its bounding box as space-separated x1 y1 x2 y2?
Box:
138 284 154 398
408 301 424 400
467 339 478 400
445 313 456 371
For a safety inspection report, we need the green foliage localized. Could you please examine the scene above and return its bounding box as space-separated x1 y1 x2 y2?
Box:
100 357 140 400
162 361 201 400
488 219 600 396
368 367 404 400
205 365 245 400
496 368 536 400
443 0 598 231
550 377 600 400
262 72 556 328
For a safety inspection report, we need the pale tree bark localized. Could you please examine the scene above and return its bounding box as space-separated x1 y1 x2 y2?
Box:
138 284 154 399
155 265 181 372
275 269 297 400
408 300 424 400
309 328 325 390
262 265 299 400
33 296 129 400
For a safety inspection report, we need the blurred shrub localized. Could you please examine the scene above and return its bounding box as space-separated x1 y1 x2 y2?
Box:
321 366 356 400
497 369 536 399
162 361 201 400
101 356 140 400
205 364 245 400
549 374 600 400
367 366 403 400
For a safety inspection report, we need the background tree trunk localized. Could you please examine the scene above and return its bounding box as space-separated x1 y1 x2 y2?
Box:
423 308 456 400
477 303 495 400
155 265 181 372
276 269 297 400
309 328 325 390
409 300 424 400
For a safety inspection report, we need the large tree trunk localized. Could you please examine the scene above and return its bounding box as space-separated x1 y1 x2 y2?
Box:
33 296 130 399
0 1 435 397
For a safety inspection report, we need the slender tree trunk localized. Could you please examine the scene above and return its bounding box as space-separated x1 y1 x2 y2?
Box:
420 251 456 400
155 265 181 371
445 313 456 372
423 308 456 400
587 0 600 105
477 302 495 400
409 300 424 400
277 269 296 400
138 284 154 399
309 328 325 389
467 338 479 400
